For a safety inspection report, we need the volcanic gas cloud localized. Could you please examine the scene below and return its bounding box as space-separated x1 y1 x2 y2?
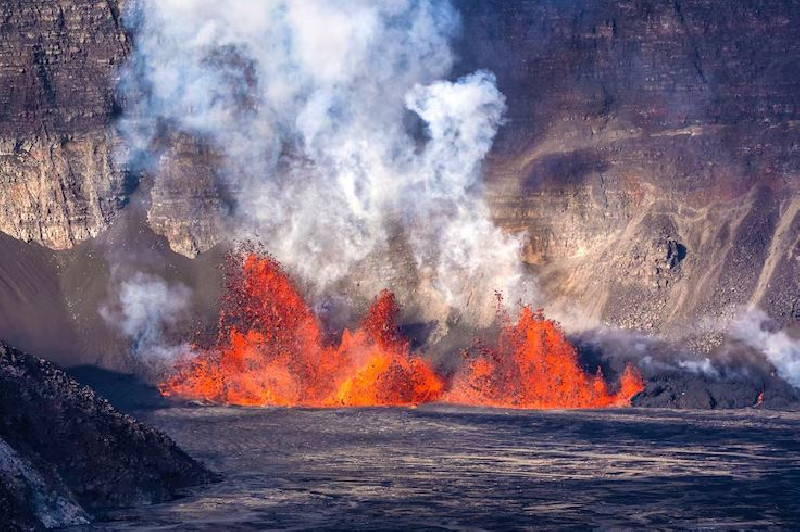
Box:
161 251 643 409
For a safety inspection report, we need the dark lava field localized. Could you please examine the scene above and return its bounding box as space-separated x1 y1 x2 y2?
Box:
76 406 800 530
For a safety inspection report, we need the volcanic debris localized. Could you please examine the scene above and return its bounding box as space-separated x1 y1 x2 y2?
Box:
0 341 218 530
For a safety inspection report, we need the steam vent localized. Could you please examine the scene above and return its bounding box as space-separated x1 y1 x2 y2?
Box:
0 0 798 529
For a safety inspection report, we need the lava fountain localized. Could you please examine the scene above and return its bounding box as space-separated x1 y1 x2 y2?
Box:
445 307 644 409
161 251 643 409
160 252 444 407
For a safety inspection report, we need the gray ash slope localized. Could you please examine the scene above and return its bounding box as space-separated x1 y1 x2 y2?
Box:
0 341 217 531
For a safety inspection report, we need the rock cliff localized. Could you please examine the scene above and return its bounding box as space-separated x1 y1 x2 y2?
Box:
455 0 800 340
0 0 130 249
0 0 797 356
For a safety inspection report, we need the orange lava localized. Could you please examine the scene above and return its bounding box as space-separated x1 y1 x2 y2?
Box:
160 251 643 409
160 253 444 407
445 307 644 409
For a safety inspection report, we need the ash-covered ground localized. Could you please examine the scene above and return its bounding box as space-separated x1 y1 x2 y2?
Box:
77 406 800 530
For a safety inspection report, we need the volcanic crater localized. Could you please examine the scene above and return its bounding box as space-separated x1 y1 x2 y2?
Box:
0 0 799 529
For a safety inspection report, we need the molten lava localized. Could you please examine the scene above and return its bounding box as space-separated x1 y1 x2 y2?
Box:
160 253 443 407
160 251 643 409
445 307 643 409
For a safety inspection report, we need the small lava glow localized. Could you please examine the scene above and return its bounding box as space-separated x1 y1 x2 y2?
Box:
160 251 643 409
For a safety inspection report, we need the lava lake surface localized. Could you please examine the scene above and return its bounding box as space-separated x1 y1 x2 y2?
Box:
79 406 800 529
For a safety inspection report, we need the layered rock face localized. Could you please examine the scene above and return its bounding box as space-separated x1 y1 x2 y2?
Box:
455 0 800 341
0 0 129 249
146 133 227 257
0 0 798 354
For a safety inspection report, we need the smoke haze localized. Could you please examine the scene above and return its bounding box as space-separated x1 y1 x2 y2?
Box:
101 272 193 362
730 309 800 388
120 0 531 323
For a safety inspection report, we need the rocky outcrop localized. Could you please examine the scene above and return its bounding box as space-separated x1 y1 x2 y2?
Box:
0 0 130 249
146 133 227 257
0 1 227 257
0 436 89 530
632 371 800 410
0 132 129 249
0 341 216 530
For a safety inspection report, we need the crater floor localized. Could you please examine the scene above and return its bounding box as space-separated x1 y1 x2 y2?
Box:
83 406 800 529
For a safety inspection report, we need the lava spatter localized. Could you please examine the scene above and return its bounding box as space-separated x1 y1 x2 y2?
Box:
160 253 444 407
445 307 644 409
161 250 642 409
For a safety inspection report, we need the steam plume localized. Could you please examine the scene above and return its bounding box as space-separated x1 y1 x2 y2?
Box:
120 0 530 322
731 309 800 388
101 272 192 362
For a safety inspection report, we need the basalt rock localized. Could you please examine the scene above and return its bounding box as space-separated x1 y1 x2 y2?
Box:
0 0 130 250
0 341 217 529
455 0 800 342
632 371 800 410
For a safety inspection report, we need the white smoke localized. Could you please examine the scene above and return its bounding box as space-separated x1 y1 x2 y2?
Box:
101 272 193 361
677 358 720 377
120 0 530 322
730 309 800 388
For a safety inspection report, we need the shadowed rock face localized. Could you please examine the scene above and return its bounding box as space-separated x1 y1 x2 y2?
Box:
632 372 800 409
0 2 797 379
0 341 217 530
0 1 127 135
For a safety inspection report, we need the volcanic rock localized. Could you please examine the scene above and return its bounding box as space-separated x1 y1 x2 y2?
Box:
633 370 800 410
0 0 130 249
0 436 89 530
0 341 217 529
0 0 796 342
455 0 800 342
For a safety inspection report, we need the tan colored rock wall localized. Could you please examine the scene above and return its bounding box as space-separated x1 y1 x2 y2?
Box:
146 134 226 257
0 0 128 248
455 0 800 337
0 132 127 248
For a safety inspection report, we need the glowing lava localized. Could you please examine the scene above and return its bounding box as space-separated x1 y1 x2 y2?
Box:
160 251 643 409
160 253 444 407
445 307 644 409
